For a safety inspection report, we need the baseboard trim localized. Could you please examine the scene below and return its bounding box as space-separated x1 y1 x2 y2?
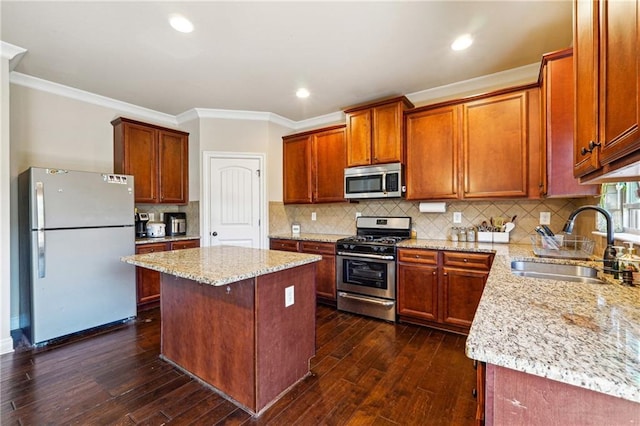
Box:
0 336 14 354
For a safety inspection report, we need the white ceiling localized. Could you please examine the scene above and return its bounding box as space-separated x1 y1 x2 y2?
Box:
1 1 573 122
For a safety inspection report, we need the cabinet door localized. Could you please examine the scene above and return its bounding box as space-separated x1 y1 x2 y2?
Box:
463 91 529 198
313 127 346 203
372 102 403 164
135 242 168 307
397 262 439 321
573 0 600 177
542 50 599 197
441 267 488 329
283 135 313 204
346 109 372 167
300 241 336 301
405 105 460 200
595 0 640 165
121 123 157 203
158 130 189 204
170 239 200 250
397 249 439 321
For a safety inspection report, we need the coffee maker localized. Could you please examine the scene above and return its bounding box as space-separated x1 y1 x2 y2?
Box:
164 212 187 236
135 212 149 238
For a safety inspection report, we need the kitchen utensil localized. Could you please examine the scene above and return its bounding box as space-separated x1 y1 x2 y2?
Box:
541 225 555 236
504 222 515 233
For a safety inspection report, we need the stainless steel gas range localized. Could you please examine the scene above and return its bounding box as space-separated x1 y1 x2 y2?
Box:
336 216 411 322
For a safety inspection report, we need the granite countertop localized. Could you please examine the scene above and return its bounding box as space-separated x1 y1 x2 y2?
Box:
269 233 350 243
135 235 201 245
121 245 321 286
447 241 640 404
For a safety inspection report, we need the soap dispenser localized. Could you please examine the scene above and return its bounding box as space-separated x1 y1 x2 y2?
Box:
619 242 640 285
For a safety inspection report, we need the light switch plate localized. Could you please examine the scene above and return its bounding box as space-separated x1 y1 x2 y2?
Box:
285 286 294 307
453 212 462 224
311 212 317 221
540 212 551 225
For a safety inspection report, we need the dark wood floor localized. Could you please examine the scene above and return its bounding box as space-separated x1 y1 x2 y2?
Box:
1 305 477 425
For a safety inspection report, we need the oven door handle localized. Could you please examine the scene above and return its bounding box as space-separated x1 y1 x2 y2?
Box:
338 292 395 308
337 252 395 261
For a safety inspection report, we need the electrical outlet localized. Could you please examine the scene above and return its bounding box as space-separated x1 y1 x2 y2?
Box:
540 212 551 225
453 212 462 224
311 212 317 221
285 286 294 307
148 212 155 221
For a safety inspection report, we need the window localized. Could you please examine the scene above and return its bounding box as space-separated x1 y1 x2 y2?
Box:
599 182 640 234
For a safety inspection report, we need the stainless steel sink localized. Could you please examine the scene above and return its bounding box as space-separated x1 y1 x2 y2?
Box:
510 261 604 284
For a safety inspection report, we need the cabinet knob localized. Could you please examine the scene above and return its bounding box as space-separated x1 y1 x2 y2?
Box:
581 140 601 156
463 258 468 262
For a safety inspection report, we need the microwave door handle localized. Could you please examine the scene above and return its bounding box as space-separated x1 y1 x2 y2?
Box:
381 172 387 193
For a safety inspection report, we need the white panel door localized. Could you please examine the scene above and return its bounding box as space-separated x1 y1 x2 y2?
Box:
207 157 261 248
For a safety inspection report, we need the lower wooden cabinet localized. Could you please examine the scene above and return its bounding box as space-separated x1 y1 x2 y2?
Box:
397 248 493 334
269 238 337 304
135 238 200 310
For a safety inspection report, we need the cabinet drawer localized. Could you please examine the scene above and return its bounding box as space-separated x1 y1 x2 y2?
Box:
136 242 168 254
300 241 336 255
269 239 301 252
443 252 493 270
170 239 200 250
398 248 439 265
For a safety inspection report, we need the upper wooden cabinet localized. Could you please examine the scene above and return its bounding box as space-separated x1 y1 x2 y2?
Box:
344 96 414 167
112 117 189 204
405 86 540 200
540 48 599 197
405 105 460 200
462 90 530 199
283 125 346 204
574 0 640 182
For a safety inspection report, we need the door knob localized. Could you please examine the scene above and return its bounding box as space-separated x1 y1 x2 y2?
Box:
211 231 218 236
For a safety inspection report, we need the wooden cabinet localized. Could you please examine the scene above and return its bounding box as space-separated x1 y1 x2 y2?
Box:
397 249 439 321
282 125 346 204
404 86 540 200
405 105 460 200
441 251 492 329
344 96 413 167
574 0 640 182
301 241 337 302
397 248 493 334
462 91 530 198
112 117 189 204
540 48 599 197
269 238 337 304
135 238 200 310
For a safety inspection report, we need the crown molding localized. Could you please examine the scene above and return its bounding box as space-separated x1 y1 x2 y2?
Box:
10 72 178 126
406 62 540 107
9 61 540 131
0 41 27 71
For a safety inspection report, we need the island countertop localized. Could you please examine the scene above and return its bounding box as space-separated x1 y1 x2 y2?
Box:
458 242 640 404
121 245 321 287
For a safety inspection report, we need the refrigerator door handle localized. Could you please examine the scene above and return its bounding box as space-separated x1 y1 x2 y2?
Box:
36 182 46 278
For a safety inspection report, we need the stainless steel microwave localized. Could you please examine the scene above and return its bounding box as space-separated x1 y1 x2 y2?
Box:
344 163 405 199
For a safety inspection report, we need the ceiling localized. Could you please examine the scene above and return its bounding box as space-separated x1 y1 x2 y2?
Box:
1 1 574 122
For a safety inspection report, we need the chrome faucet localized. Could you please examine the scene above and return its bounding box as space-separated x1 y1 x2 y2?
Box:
562 205 617 274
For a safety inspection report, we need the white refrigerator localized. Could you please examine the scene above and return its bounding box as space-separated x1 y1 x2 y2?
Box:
18 167 136 345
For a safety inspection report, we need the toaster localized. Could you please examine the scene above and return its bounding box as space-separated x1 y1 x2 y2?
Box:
146 222 166 238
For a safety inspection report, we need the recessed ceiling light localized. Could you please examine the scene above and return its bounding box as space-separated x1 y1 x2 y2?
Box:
296 88 310 99
451 34 473 51
169 14 194 33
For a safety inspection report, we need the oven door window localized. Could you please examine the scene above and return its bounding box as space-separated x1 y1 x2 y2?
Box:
342 258 388 290
345 175 383 194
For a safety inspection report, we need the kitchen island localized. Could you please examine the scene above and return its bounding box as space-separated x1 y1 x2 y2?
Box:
121 245 321 416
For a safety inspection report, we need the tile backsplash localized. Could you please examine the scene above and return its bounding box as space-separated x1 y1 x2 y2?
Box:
270 198 596 244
